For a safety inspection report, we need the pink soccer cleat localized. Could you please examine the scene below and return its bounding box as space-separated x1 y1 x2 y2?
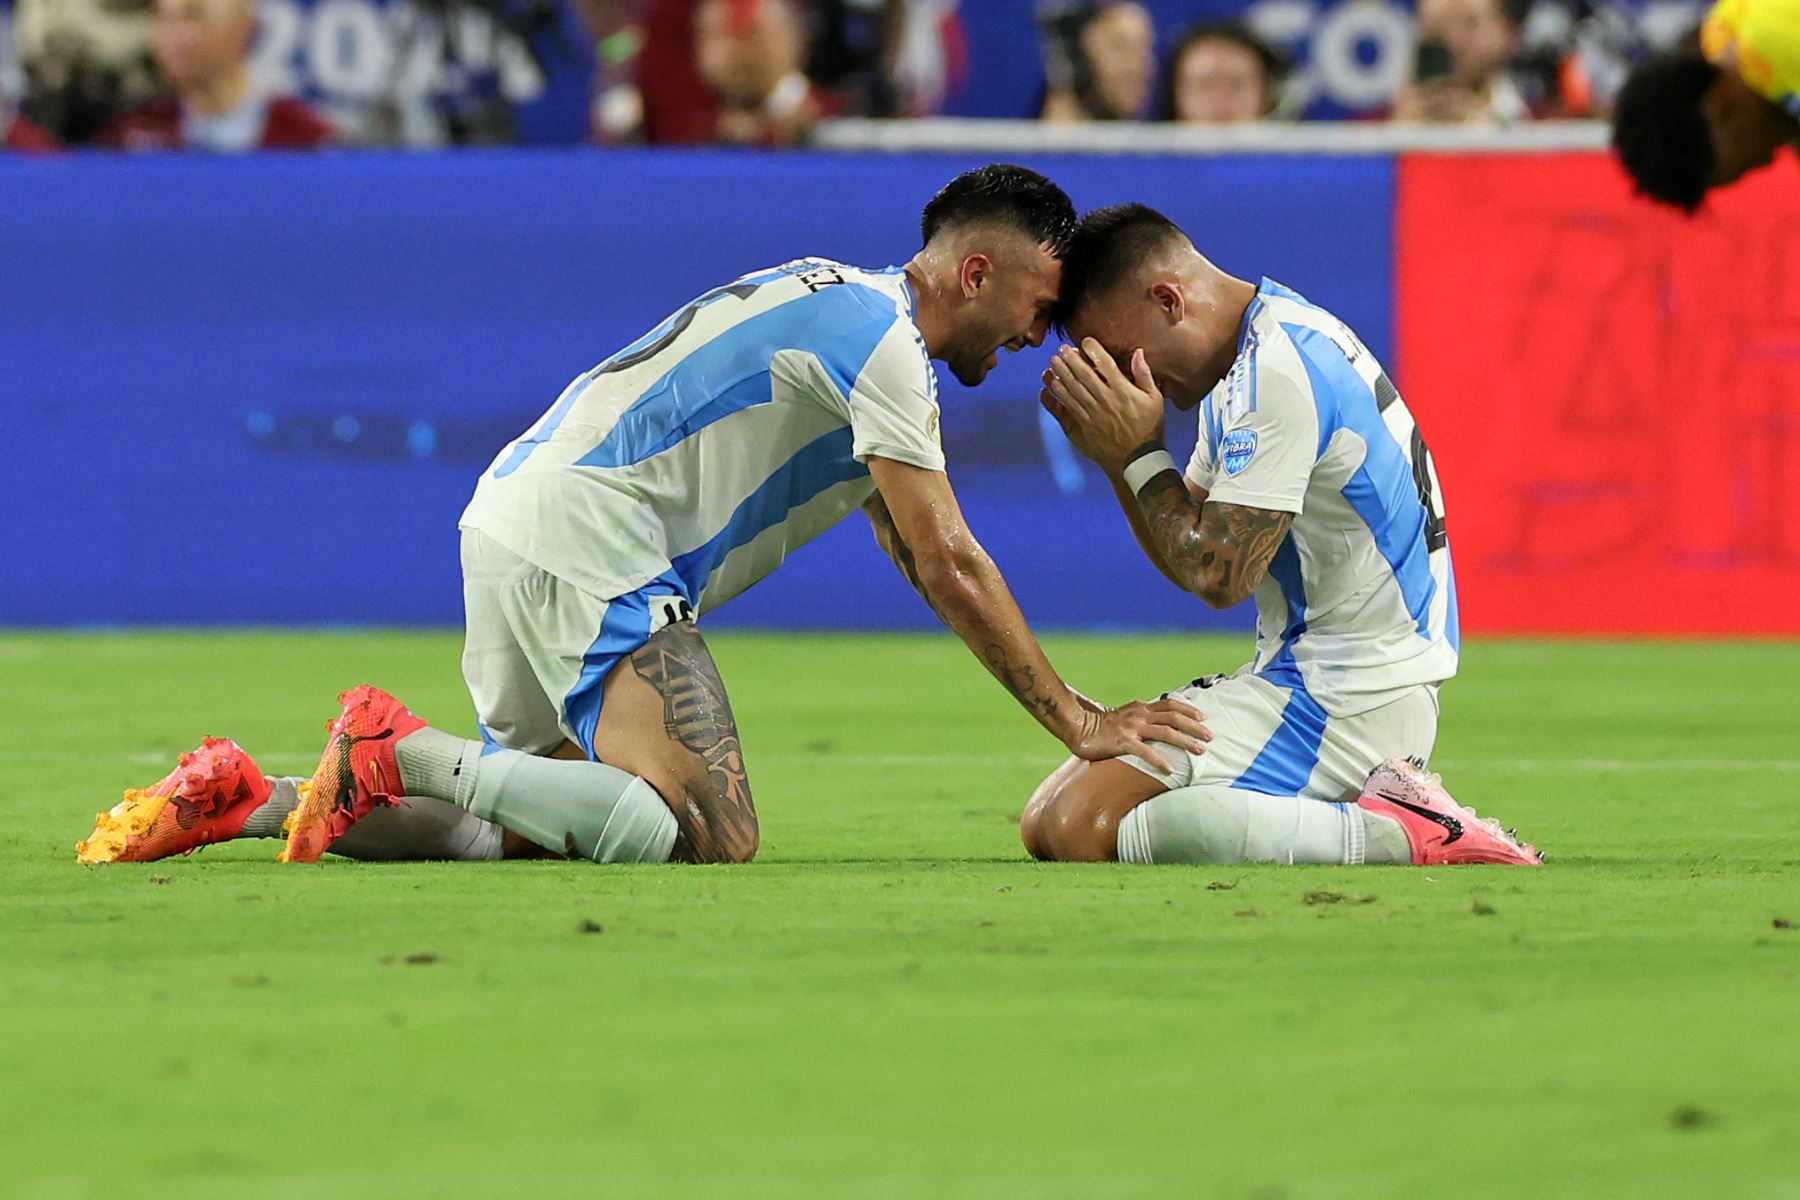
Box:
77 738 274 863
1356 757 1544 867
279 685 426 864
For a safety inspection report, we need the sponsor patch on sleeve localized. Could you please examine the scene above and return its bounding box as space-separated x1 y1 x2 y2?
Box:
1221 429 1259 475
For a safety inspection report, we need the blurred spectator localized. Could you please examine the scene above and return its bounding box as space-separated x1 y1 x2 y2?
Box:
1159 20 1286 123
3 97 57 149
574 0 651 140
1512 0 1642 117
875 0 967 117
808 0 905 116
632 0 959 141
801 0 963 118
638 0 832 145
693 0 839 144
1039 1 1154 122
636 0 717 142
10 0 160 145
100 0 332 151
1390 0 1540 122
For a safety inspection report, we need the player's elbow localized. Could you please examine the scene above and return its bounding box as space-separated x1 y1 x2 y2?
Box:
1184 558 1261 610
911 544 989 619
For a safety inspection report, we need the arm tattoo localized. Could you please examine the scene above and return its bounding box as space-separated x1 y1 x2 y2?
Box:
1134 474 1294 607
982 643 1060 720
863 493 948 624
628 622 758 864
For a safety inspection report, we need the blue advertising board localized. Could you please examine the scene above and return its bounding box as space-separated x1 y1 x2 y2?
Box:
0 149 1392 629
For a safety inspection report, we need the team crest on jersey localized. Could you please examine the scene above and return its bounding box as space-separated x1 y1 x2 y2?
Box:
1221 429 1258 475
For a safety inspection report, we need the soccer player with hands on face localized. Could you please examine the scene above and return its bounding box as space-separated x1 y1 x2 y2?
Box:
1026 203 1542 869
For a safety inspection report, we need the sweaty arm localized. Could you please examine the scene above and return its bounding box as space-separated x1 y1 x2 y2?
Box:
862 489 943 622
1106 470 1186 592
1042 339 1304 611
866 456 1208 770
1126 471 1292 610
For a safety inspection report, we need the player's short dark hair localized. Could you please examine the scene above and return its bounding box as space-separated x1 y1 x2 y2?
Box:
1051 203 1188 334
920 164 1078 258
1612 51 1719 213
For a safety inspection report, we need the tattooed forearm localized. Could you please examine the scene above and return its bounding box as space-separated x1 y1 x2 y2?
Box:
862 469 1078 741
1110 472 1187 592
981 643 1060 719
1134 475 1293 608
629 622 759 864
863 494 948 623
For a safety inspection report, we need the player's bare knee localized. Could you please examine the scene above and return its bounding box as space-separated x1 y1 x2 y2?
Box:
693 784 759 864
1020 767 1066 859
666 769 760 864
1021 756 1082 856
1021 766 1114 862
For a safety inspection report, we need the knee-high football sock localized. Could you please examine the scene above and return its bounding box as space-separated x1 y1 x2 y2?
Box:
393 727 677 864
1115 785 1411 865
240 777 504 861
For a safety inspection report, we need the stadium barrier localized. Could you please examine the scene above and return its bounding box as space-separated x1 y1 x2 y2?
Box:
4 127 1795 634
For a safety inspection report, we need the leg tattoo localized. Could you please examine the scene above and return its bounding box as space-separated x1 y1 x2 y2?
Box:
628 622 759 863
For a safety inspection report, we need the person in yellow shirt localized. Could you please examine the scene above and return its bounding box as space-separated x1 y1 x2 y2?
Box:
1612 0 1800 210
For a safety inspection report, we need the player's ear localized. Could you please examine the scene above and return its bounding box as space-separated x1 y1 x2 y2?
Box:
959 253 992 300
1150 279 1185 324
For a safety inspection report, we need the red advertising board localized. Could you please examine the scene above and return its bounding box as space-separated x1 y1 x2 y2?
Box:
1396 152 1800 634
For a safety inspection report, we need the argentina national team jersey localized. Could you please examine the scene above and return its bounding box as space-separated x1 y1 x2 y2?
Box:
459 260 942 612
1186 279 1461 717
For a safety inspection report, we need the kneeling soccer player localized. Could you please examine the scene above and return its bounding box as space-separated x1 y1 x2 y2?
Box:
1020 204 1542 868
77 167 1206 869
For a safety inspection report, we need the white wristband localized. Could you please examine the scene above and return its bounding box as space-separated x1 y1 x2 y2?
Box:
1121 449 1177 496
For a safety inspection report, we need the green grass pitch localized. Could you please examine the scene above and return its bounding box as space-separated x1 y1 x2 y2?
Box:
2 630 1797 1199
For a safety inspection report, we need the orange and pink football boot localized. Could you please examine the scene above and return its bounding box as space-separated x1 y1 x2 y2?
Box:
76 738 278 864
1356 757 1544 867
279 685 425 863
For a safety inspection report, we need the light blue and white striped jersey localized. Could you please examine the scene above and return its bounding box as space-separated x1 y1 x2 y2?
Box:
1187 279 1460 716
460 260 942 611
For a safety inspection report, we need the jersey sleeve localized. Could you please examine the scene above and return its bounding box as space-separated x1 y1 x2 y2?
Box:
1198 343 1319 515
832 318 946 473
1185 420 1216 490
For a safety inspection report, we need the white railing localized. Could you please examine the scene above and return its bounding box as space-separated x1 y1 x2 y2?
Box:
814 117 1611 156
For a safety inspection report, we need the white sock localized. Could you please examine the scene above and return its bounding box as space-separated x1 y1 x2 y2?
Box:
1361 810 1412 864
394 726 677 863
392 728 479 809
332 797 504 861
1116 785 1410 865
241 777 302 838
239 776 503 861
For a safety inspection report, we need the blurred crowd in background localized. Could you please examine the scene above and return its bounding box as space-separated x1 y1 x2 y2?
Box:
0 0 1704 152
